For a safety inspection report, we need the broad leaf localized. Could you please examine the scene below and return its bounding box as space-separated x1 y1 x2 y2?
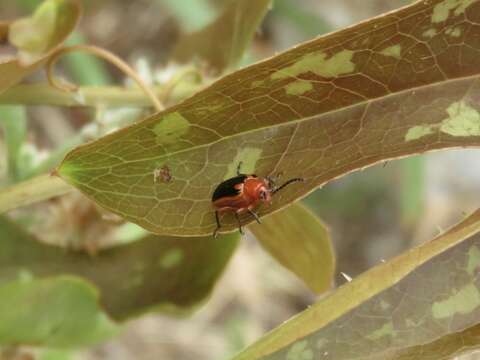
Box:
0 276 119 348
233 209 480 360
249 203 335 294
0 217 239 325
0 0 80 94
58 0 480 236
173 0 272 73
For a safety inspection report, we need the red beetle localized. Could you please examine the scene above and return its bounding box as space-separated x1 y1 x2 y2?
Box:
211 162 303 237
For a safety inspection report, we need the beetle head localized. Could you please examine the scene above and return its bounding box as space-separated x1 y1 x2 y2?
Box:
259 186 272 203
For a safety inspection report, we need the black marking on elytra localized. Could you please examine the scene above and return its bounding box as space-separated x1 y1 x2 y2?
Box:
212 175 247 201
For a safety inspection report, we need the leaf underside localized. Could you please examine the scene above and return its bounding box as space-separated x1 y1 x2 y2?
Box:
58 0 480 236
234 209 480 360
249 203 335 294
0 217 239 325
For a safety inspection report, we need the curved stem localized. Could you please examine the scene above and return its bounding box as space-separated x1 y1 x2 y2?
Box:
46 44 164 112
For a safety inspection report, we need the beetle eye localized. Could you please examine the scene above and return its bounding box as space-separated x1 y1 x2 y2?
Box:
260 190 267 200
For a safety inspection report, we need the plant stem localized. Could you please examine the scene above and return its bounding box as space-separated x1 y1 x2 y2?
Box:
0 106 27 183
47 44 165 111
0 174 72 214
63 32 113 86
0 82 202 108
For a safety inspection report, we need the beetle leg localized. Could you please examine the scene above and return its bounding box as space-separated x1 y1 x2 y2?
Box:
213 211 221 238
248 209 261 224
235 212 244 234
236 161 243 175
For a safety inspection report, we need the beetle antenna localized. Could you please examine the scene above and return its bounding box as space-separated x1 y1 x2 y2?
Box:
272 178 304 194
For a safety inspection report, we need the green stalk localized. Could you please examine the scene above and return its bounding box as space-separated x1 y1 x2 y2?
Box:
0 174 72 214
63 33 113 86
0 82 202 108
0 106 27 183
400 156 425 227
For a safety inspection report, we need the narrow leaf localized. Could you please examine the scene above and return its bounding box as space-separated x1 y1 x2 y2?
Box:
0 0 80 93
0 105 27 183
58 0 480 236
173 0 272 73
249 203 335 294
234 209 480 360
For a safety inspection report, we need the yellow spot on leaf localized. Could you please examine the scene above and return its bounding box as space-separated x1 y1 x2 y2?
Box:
286 340 313 360
422 28 438 38
18 270 34 283
432 284 480 319
159 248 184 269
405 125 435 141
380 299 391 310
153 112 190 144
432 0 475 23
467 246 480 276
440 101 480 137
380 45 401 60
193 99 227 116
406 101 480 141
453 0 476 15
271 49 355 80
366 321 394 340
446 26 462 37
285 81 313 96
225 147 262 179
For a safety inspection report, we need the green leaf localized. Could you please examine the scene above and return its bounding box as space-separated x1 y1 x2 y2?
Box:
58 0 480 237
0 276 118 348
0 0 80 94
393 323 480 359
274 0 332 39
249 203 335 294
398 156 425 227
0 105 27 183
172 0 272 73
161 0 216 33
62 32 112 86
0 216 239 326
233 209 480 360
39 348 74 360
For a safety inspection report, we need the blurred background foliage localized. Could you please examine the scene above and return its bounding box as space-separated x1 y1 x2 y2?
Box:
1 0 480 359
